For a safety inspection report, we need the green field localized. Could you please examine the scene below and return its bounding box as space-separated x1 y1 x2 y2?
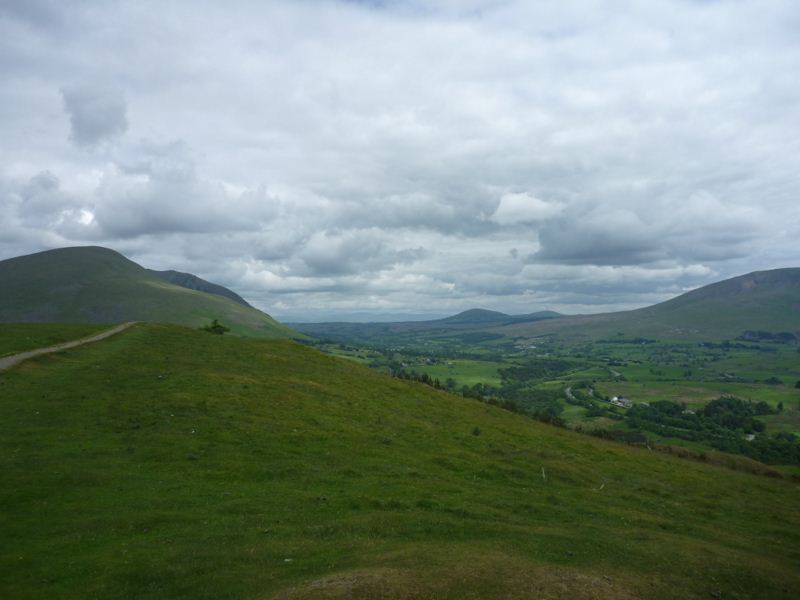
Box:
2 323 800 599
0 323 110 357
412 358 506 387
759 412 800 436
595 380 800 409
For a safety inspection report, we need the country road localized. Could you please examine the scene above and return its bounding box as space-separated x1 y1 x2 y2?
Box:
0 322 137 372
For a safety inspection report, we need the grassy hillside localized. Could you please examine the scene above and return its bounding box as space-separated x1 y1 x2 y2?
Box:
1 323 798 599
498 268 800 342
0 247 296 338
0 323 109 357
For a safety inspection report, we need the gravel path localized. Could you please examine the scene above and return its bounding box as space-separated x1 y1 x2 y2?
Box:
0 322 137 372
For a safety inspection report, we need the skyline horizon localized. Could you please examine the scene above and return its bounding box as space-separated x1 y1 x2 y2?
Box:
5 243 796 323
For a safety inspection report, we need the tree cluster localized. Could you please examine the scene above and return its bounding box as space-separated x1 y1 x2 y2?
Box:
624 396 799 464
200 319 230 335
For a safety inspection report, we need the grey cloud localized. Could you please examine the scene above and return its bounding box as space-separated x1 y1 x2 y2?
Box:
0 172 103 252
335 190 497 235
0 0 67 30
533 210 662 266
296 229 428 276
114 139 195 181
16 171 92 232
93 175 272 238
61 85 128 148
532 191 768 267
19 171 62 217
91 139 280 238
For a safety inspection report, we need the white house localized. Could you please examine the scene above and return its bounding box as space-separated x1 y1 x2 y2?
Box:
610 396 633 408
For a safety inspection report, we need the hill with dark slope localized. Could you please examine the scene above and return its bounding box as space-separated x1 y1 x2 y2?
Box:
0 323 798 599
643 267 800 318
437 308 511 324
0 246 296 338
147 269 252 307
497 267 800 341
436 308 561 325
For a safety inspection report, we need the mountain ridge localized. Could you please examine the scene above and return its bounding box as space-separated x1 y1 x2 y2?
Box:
0 246 296 338
494 267 800 341
147 268 252 307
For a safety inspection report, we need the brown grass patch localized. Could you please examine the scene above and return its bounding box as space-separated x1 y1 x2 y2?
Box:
270 558 644 600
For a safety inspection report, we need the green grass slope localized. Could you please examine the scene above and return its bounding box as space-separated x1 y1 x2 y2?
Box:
0 323 110 357
641 267 800 332
499 267 800 341
1 324 798 599
0 246 296 338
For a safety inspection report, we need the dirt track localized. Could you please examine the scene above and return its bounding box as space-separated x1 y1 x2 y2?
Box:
0 322 137 372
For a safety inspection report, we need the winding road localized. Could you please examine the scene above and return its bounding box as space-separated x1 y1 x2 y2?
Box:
0 322 137 372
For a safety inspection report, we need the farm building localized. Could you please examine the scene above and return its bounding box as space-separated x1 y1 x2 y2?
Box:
610 396 633 408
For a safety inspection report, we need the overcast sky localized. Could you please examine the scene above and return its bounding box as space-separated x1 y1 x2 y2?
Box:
1 0 799 321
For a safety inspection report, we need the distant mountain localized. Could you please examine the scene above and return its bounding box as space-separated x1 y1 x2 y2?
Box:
147 269 252 307
497 268 800 341
433 308 561 326
290 307 560 343
436 309 511 324
0 246 297 338
292 268 800 344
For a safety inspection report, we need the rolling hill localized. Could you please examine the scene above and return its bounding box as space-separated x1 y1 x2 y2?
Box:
0 323 798 599
0 246 296 338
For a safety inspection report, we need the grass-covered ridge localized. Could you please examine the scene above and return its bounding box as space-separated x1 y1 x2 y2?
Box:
0 323 109 357
1 324 799 599
0 246 297 338
503 267 800 341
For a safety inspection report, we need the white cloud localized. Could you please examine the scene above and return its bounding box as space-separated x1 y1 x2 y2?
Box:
489 192 564 225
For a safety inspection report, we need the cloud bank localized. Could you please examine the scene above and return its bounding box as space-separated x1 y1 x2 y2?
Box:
1 0 799 321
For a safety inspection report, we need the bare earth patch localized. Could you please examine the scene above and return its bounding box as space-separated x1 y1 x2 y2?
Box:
271 560 643 600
